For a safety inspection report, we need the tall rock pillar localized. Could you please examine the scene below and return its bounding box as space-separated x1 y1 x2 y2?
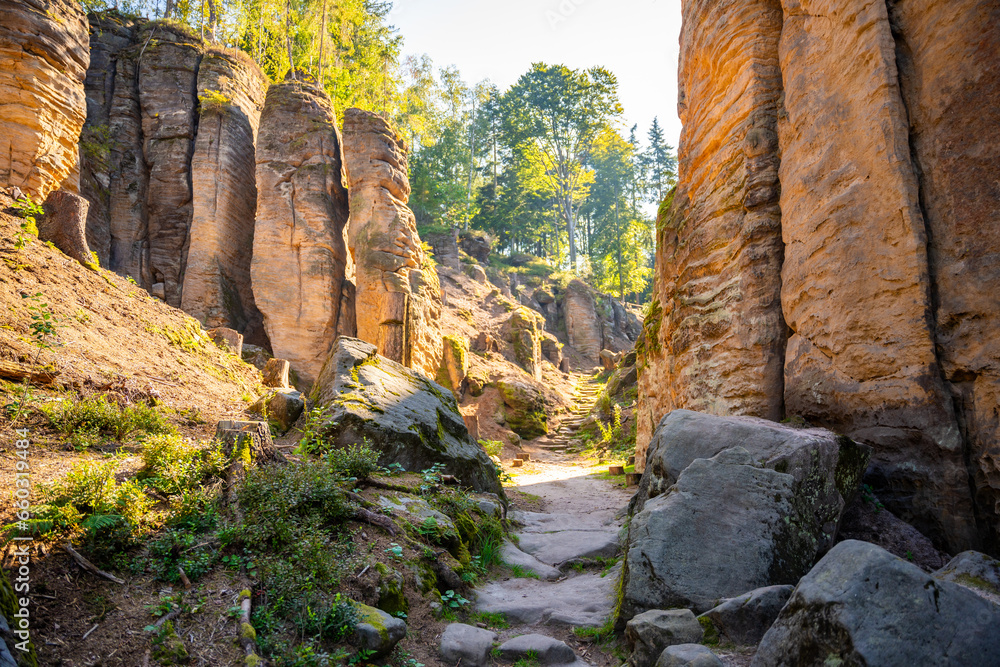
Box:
342 108 443 379
252 79 354 388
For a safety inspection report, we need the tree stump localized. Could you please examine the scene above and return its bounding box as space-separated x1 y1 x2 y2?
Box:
208 327 244 356
520 452 530 461
609 465 625 476
627 455 636 466
625 473 642 487
511 459 523 468
215 420 285 507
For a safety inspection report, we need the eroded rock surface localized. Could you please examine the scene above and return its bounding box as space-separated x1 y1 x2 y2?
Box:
634 0 786 473
311 337 502 495
343 107 442 378
564 279 603 365
0 0 89 201
252 79 354 387
752 540 1000 666
182 49 268 344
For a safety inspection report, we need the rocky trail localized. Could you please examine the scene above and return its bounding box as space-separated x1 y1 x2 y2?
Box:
442 377 632 667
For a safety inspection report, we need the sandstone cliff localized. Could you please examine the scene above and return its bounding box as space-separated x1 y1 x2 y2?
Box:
635 0 786 472
252 79 354 388
182 49 268 345
0 0 89 200
640 0 1000 554
343 108 443 379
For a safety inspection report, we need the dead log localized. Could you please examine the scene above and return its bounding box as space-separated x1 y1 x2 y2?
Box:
63 543 125 584
0 359 59 385
237 589 260 665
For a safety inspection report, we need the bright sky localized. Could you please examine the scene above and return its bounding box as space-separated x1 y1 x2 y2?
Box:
387 0 683 151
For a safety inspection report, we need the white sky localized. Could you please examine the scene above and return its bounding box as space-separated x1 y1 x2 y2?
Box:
387 0 683 151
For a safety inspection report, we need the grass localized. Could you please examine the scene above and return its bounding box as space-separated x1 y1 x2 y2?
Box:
510 564 540 579
41 394 174 441
469 611 510 629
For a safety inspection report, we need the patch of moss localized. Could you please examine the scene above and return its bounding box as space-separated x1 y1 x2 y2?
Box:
698 616 720 647
152 620 189 664
834 435 870 500
354 602 389 641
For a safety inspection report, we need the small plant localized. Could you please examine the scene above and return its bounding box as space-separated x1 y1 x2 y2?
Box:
139 433 225 496
479 439 503 458
381 462 406 476
198 89 231 114
439 589 469 609
12 195 42 250
324 442 380 481
510 564 540 580
384 543 404 560
861 484 885 513
295 405 332 454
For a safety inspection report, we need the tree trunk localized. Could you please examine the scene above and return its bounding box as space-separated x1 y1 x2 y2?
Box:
207 0 218 42
318 0 328 84
465 97 476 233
285 0 295 80
164 0 175 19
615 179 624 299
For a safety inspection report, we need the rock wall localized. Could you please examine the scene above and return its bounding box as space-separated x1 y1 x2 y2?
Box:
635 0 786 472
889 0 1000 553
138 25 203 307
182 49 268 345
640 0 1000 553
343 108 443 379
564 279 604 365
0 0 89 201
252 80 354 388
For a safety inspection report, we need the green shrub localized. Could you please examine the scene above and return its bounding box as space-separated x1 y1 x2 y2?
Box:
43 395 173 440
323 442 380 481
479 439 503 458
139 433 225 496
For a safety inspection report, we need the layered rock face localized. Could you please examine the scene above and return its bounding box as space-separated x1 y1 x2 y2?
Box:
252 80 354 388
182 50 268 344
889 0 1000 552
564 279 605 365
139 26 202 307
640 0 1000 553
635 0 786 472
0 0 89 200
343 108 443 379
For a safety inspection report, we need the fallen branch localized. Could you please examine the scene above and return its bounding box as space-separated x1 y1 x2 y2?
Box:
236 589 261 666
153 607 181 630
0 359 58 385
82 623 98 640
64 543 125 584
177 566 192 590
354 506 399 537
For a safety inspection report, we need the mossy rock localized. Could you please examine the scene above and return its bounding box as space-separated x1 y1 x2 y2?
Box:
497 376 548 439
152 621 188 664
377 569 409 616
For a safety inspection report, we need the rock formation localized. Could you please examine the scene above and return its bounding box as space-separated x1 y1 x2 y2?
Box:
343 107 443 379
504 307 544 381
639 0 1000 554
138 24 203 307
252 79 354 388
311 337 503 495
0 0 89 201
39 190 94 266
564 279 605 365
182 49 268 344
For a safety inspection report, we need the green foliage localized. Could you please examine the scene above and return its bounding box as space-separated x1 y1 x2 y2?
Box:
510 564 540 579
478 439 503 458
12 195 42 250
139 433 226 496
322 442 380 480
198 89 231 114
42 394 173 440
439 589 469 608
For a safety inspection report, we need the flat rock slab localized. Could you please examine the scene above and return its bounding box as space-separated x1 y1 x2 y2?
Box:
516 530 619 566
502 540 561 580
656 644 723 667
474 567 619 627
499 634 576 664
510 510 617 533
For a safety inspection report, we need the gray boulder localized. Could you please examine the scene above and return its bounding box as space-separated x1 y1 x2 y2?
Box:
250 388 304 433
752 540 1000 667
625 609 704 667
497 375 548 440
699 585 793 645
934 551 1000 600
655 645 723 667
354 603 406 657
619 448 820 619
501 540 561 580
440 623 497 667
312 337 503 495
498 634 576 665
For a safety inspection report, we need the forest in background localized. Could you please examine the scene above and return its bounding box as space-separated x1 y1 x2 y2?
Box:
82 0 676 301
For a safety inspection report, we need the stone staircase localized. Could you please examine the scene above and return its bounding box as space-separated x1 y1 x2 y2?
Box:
538 375 603 453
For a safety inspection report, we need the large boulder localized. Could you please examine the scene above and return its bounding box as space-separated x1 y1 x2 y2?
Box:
458 231 492 262
343 108 442 379
182 48 269 344
496 376 548 440
620 447 822 618
439 623 497 667
752 540 1000 666
504 307 544 381
0 0 89 201
655 645 723 667
699 585 794 646
353 603 406 657
312 337 502 495
440 334 469 395
934 551 1000 600
631 410 870 550
424 231 460 270
252 79 354 388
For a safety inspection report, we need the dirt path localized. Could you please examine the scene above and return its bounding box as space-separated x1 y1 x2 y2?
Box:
471 376 632 665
